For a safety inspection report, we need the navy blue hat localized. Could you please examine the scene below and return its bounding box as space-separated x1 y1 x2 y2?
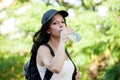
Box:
41 9 68 26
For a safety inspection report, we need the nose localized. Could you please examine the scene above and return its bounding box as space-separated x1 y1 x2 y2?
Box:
59 23 65 28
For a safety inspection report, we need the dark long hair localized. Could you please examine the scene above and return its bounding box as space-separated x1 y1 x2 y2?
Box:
31 21 50 57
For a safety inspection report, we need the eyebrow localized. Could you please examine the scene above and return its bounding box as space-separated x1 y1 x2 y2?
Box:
51 18 65 22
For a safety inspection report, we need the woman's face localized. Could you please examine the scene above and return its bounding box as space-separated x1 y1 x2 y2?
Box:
47 14 66 37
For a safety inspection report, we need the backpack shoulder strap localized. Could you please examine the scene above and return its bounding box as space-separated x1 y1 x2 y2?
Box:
43 43 55 56
43 43 55 80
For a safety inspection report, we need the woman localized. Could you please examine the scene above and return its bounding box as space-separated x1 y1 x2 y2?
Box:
29 9 81 80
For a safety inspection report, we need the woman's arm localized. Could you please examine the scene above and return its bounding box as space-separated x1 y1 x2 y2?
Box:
37 41 66 73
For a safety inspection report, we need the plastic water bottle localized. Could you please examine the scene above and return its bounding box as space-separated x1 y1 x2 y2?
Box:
68 32 81 42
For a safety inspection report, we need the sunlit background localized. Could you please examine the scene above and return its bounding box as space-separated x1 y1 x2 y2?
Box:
0 0 120 80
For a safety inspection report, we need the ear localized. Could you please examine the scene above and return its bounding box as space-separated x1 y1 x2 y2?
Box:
46 29 51 34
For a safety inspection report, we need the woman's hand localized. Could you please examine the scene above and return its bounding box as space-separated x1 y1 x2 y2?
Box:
75 68 82 80
60 27 73 42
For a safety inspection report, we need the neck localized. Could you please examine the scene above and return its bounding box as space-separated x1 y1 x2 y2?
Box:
48 37 60 51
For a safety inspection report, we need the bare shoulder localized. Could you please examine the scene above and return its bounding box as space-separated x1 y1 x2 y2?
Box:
37 45 50 54
37 45 52 58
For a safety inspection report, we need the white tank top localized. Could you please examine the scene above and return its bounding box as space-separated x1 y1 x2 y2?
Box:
37 59 74 80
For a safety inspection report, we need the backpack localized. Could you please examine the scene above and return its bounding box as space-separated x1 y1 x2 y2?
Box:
24 44 77 80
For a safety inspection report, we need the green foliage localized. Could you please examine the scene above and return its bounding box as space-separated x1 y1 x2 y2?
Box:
0 52 29 80
18 0 29 3
0 0 120 80
104 63 120 80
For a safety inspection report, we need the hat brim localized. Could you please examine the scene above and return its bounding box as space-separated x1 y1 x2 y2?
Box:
57 10 68 18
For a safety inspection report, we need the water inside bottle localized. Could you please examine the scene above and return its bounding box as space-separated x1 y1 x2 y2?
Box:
68 32 81 42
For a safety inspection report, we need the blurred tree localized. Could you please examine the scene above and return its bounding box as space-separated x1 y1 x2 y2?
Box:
19 0 29 3
104 63 120 80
